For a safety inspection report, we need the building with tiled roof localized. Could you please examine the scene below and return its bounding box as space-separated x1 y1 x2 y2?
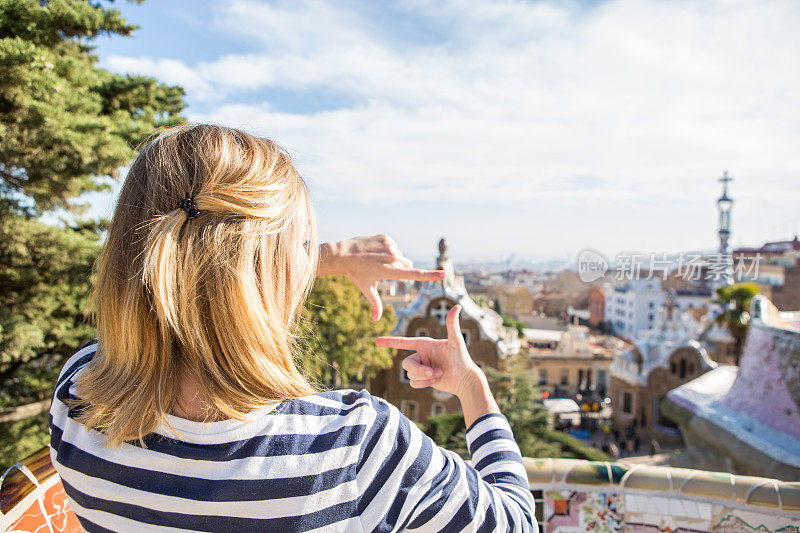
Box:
369 238 520 425
610 291 719 446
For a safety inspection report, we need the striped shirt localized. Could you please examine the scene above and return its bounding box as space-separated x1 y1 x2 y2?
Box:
49 340 536 532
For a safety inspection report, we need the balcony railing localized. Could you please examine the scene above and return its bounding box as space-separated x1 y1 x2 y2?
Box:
2 448 798 531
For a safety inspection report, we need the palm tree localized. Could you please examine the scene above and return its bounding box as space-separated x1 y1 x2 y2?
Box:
714 282 760 365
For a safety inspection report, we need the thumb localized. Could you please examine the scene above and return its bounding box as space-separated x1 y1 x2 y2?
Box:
364 283 382 321
446 304 463 342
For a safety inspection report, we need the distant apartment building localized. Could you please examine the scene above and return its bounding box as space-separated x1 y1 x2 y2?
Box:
604 278 710 339
609 294 718 446
769 263 800 311
370 238 520 426
486 284 535 317
566 307 590 325
604 279 662 338
673 288 713 311
588 285 605 327
377 279 417 310
734 236 800 311
735 262 785 287
733 235 800 260
521 325 625 398
522 328 563 350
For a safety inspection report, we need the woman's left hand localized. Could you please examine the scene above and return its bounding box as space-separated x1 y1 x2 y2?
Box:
318 235 446 321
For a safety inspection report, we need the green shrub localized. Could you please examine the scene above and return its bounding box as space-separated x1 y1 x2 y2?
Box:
0 411 50 473
540 429 613 462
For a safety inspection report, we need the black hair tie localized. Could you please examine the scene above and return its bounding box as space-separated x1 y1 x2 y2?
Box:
178 197 200 219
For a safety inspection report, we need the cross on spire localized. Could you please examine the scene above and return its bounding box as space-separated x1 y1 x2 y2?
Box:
719 170 733 196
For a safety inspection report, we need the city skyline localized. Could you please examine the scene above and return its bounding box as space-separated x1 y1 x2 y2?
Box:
69 0 799 262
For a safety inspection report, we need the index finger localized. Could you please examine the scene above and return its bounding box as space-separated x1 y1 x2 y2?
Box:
385 267 447 282
375 336 423 350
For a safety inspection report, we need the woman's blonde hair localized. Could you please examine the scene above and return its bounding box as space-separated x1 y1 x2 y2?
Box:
74 123 320 446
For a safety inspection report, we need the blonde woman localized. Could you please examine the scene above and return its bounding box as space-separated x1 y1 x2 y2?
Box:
49 124 536 532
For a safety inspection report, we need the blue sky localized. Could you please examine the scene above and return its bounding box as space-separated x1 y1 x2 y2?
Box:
82 0 800 265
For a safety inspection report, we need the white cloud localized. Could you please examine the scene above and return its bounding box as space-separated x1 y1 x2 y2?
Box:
102 56 218 100
100 0 800 254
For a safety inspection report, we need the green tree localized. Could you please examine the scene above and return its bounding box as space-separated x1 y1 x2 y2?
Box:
484 362 561 458
425 355 558 459
297 275 397 388
0 214 103 405
424 354 613 461
426 412 468 457
484 362 612 460
501 314 526 337
0 0 185 215
714 282 760 365
539 428 613 462
0 0 185 407
0 411 50 472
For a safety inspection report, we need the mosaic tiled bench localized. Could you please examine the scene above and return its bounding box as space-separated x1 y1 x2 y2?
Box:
527 457 800 532
0 447 82 532
1 449 799 532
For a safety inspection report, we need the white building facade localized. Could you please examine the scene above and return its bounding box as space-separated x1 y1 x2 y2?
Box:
605 279 663 339
605 279 711 339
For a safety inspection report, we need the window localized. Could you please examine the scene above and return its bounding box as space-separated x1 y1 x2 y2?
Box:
679 359 686 378
431 301 451 324
462 330 471 347
400 366 410 384
621 391 633 414
649 302 654 309
648 313 654 321
560 369 568 386
408 402 419 421
400 400 419 421
597 370 607 393
538 368 548 385
431 402 445 417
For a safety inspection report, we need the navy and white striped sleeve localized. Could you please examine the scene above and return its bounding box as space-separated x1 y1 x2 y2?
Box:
355 391 535 532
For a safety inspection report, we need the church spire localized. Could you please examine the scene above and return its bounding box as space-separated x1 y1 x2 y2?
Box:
715 170 734 287
435 237 460 293
436 237 449 270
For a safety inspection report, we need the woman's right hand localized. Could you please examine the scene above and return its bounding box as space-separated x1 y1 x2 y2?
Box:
374 304 481 396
